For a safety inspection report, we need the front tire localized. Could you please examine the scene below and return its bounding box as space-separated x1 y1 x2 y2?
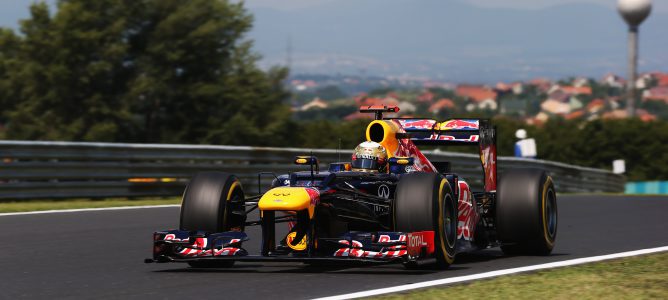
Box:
497 169 557 255
179 172 246 268
394 173 457 269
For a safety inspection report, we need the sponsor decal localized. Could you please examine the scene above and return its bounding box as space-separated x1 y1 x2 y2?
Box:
428 134 479 142
439 119 479 130
393 136 436 172
377 234 406 250
406 231 435 258
333 239 407 259
406 233 424 257
211 239 243 256
481 145 497 191
164 234 243 257
456 181 480 241
377 184 390 199
163 234 180 241
305 188 320 206
398 119 437 130
286 232 308 251
177 237 208 257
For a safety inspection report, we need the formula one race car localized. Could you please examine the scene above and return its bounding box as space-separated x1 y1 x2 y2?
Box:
146 105 557 269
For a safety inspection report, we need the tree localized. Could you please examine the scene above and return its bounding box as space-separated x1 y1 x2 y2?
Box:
124 0 290 144
0 28 21 126
298 119 368 149
0 0 291 144
3 2 133 141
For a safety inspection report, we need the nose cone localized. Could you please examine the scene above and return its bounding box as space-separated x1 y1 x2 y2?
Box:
618 0 652 27
258 187 319 217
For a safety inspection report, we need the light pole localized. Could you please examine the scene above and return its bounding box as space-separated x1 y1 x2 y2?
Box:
617 0 652 117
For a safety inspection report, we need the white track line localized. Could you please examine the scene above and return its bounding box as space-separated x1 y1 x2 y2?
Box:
0 204 180 217
314 246 668 300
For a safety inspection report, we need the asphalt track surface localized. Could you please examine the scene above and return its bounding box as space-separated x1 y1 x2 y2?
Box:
1 195 668 299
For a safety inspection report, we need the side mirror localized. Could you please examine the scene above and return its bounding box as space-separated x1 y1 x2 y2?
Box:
388 157 414 174
294 156 319 174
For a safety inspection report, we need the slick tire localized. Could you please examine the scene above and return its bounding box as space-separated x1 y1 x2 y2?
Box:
497 169 557 256
395 172 457 269
179 172 246 268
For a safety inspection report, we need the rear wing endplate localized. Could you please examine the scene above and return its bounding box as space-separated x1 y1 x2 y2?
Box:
394 118 497 192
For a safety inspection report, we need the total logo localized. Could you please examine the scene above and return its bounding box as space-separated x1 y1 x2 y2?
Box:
407 233 424 248
406 232 425 257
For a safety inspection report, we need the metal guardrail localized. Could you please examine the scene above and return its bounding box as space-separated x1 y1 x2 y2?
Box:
0 140 625 200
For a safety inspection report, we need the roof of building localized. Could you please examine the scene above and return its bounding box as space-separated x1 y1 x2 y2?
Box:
565 110 585 120
541 99 571 115
548 90 571 102
644 86 668 103
417 91 435 103
586 98 606 113
602 109 628 120
560 86 592 95
455 85 497 103
357 97 400 107
655 73 668 87
300 98 329 111
429 98 455 113
637 109 658 122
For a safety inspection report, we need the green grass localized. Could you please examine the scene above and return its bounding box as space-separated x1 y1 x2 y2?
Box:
376 252 668 300
0 197 181 213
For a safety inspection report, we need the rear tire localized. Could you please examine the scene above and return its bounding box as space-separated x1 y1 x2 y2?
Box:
179 172 246 268
497 169 557 255
394 173 457 269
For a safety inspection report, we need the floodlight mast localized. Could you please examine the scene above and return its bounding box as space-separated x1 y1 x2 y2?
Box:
617 0 652 117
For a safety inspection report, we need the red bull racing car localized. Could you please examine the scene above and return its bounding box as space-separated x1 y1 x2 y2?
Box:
146 105 558 269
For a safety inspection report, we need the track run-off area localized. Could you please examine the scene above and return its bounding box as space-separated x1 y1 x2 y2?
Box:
1 195 667 299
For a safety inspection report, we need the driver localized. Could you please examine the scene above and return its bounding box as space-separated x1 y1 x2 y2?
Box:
351 141 388 173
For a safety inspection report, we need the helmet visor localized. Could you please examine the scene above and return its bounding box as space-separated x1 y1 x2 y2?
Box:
351 158 379 170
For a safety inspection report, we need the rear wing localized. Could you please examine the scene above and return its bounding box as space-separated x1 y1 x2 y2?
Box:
396 118 497 192
360 105 497 192
395 119 481 145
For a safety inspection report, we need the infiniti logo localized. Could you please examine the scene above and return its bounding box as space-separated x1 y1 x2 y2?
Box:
378 184 390 199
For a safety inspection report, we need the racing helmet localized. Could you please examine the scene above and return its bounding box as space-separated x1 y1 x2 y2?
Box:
351 141 388 172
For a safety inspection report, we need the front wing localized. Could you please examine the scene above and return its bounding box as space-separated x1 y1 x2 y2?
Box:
147 230 436 265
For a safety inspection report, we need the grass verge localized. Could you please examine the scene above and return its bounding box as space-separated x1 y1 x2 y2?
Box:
376 251 668 299
0 197 181 213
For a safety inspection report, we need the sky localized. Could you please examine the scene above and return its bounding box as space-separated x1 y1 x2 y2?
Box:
0 0 666 82
243 0 668 12
245 0 667 81
2 0 666 25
